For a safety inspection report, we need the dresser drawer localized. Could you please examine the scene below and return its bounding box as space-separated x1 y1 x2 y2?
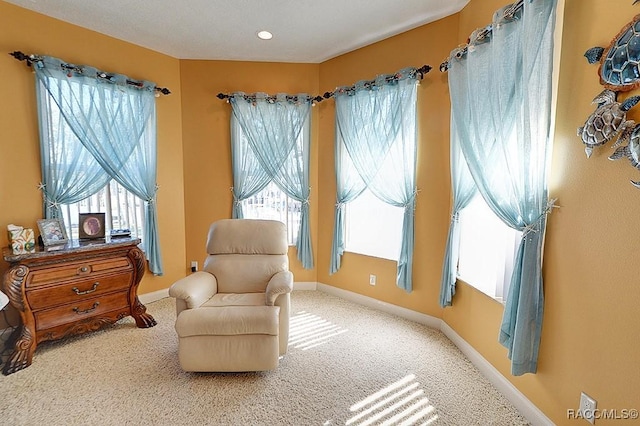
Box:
34 291 130 331
27 272 133 310
27 257 132 288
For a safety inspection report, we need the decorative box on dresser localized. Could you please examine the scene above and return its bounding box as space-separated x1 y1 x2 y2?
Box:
1 238 156 375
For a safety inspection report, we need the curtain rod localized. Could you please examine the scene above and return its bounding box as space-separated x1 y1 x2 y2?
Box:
216 64 431 104
321 64 432 99
439 0 524 72
216 92 324 104
9 51 171 95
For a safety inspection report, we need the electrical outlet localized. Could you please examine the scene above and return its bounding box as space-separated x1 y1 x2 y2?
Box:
579 392 597 424
369 274 376 286
190 261 198 273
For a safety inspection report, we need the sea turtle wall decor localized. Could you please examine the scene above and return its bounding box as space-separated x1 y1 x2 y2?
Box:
579 1 640 189
609 122 640 187
577 89 640 158
584 3 640 92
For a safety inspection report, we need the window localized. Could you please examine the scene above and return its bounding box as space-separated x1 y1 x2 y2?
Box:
457 194 521 302
345 188 403 260
229 92 313 268
33 55 162 274
60 180 145 243
241 182 301 246
330 68 419 291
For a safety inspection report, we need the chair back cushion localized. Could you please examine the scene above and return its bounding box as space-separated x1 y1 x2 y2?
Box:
206 219 288 255
204 219 289 293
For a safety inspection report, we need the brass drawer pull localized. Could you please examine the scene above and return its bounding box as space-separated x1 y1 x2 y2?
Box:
77 266 91 275
72 283 99 295
72 302 100 315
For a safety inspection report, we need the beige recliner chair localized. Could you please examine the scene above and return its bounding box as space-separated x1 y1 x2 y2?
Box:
168 219 293 372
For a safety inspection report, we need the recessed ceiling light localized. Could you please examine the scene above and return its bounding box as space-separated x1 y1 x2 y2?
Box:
257 30 273 40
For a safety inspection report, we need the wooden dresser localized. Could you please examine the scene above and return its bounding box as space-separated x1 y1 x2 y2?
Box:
2 238 156 375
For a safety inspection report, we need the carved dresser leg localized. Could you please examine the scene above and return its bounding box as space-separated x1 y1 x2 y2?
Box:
3 326 35 375
2 265 36 375
127 246 157 328
131 298 157 328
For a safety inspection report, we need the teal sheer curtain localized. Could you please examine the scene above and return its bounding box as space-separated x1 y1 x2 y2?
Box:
439 116 477 308
230 113 272 219
446 0 557 375
34 56 164 276
230 93 314 269
35 77 112 219
329 141 367 275
330 68 419 292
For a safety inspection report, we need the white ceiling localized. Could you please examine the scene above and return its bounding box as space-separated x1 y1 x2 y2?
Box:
6 0 469 63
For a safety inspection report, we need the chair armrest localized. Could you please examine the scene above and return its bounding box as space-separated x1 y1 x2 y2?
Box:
168 271 218 309
265 271 293 306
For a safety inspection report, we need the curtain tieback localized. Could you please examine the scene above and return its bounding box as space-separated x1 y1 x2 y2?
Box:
522 198 559 238
335 201 346 209
38 183 58 209
303 186 312 205
403 188 421 210
46 200 60 210
230 187 242 205
146 184 160 204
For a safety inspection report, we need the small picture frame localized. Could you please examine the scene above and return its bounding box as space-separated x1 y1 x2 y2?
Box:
37 218 69 247
79 213 106 239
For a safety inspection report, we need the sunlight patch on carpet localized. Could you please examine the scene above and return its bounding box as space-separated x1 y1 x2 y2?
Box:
346 374 438 426
288 311 348 350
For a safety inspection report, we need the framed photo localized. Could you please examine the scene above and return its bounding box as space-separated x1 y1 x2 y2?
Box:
79 213 106 239
37 218 69 246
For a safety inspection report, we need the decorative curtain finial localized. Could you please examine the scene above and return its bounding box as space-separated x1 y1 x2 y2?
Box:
9 51 171 95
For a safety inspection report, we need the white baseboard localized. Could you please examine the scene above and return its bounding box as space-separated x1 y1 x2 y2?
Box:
138 288 169 304
316 282 552 426
294 281 317 291
440 322 553 426
316 282 441 329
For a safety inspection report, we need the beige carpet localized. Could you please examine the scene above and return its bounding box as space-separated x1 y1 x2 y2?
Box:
0 290 529 425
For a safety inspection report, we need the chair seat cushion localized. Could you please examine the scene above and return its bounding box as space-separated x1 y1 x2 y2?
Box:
202 292 265 307
175 305 280 337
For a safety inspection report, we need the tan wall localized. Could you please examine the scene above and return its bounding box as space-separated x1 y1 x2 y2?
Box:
3 0 640 424
442 0 640 424
316 15 458 317
179 60 319 281
0 1 186 294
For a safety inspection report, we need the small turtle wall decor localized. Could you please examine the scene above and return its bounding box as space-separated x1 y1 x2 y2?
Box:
577 89 640 157
609 122 640 187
